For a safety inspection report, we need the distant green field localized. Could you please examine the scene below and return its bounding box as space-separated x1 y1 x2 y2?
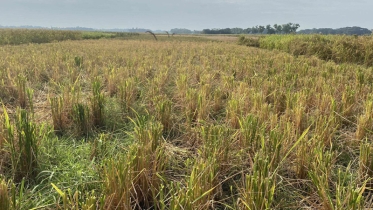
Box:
0 29 212 46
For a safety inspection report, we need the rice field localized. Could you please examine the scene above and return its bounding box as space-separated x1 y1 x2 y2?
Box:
1 31 373 209
240 34 373 67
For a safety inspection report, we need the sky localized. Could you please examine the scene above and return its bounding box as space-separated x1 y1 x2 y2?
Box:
0 0 372 30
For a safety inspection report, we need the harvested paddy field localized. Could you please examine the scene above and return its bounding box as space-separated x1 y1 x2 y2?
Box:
1 33 373 209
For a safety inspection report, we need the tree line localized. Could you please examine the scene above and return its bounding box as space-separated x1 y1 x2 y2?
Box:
202 23 300 34
297 26 372 35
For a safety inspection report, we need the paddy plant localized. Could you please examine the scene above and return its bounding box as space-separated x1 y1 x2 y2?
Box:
308 146 335 210
185 88 198 124
107 67 119 97
212 88 225 114
74 56 84 68
238 151 276 210
104 116 167 209
226 98 243 129
91 78 106 129
16 75 27 109
199 125 232 168
2 107 39 180
295 134 312 179
0 177 11 210
356 99 373 140
50 96 65 135
359 141 373 179
0 178 28 210
257 34 373 67
238 115 264 153
168 156 219 210
334 165 366 210
119 77 138 115
154 97 172 132
103 155 133 209
72 103 90 137
197 90 210 122
52 183 101 210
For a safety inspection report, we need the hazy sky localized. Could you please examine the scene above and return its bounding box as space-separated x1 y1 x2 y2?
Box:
0 0 372 30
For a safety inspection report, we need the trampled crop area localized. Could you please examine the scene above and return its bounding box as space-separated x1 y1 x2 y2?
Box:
1 33 373 209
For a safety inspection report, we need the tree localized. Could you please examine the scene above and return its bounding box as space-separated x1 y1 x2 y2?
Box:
297 26 372 35
258 25 266 33
201 23 300 35
282 23 291 34
170 28 193 34
290 23 300 33
231 28 244 34
266 25 276 34
281 23 300 34
251 26 259 34
273 24 282 34
244 28 252 34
